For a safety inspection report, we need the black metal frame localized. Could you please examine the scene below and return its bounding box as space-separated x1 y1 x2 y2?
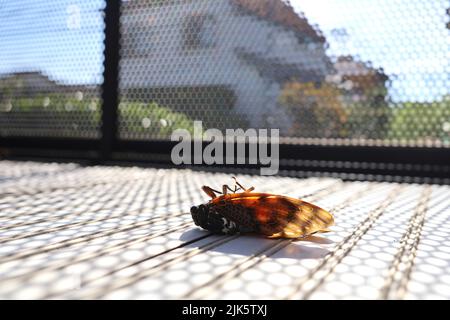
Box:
0 0 449 182
101 0 120 162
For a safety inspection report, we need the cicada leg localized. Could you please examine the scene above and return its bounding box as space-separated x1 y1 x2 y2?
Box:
201 186 222 199
222 184 236 195
232 176 254 193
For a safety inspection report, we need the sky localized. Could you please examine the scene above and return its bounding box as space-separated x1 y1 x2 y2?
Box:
0 0 105 85
0 0 448 102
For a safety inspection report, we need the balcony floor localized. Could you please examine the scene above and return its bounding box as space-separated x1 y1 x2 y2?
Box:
0 160 449 299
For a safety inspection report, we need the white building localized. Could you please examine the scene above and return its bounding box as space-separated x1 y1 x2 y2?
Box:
120 0 331 130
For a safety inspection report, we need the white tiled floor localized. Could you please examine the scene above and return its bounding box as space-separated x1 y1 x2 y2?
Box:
0 160 449 299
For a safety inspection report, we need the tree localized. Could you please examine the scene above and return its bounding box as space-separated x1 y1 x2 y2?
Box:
278 81 347 138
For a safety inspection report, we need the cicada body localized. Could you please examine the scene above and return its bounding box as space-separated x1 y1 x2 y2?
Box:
190 178 334 239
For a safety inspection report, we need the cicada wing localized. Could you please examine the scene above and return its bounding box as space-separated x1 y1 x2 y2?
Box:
274 200 334 239
211 193 334 239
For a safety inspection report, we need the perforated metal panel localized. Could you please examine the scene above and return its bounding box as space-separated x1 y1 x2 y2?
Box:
119 0 450 147
0 0 105 138
1 160 449 299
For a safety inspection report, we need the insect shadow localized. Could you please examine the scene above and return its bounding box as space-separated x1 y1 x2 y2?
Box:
179 228 333 260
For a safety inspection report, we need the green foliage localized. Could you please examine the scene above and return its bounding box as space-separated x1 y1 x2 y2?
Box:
119 101 196 138
0 94 197 138
122 85 249 131
278 81 391 139
278 80 449 144
3 90 448 145
1 94 98 112
388 99 450 144
343 102 391 140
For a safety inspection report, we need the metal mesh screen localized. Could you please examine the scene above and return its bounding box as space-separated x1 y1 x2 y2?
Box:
119 0 450 147
0 0 105 138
